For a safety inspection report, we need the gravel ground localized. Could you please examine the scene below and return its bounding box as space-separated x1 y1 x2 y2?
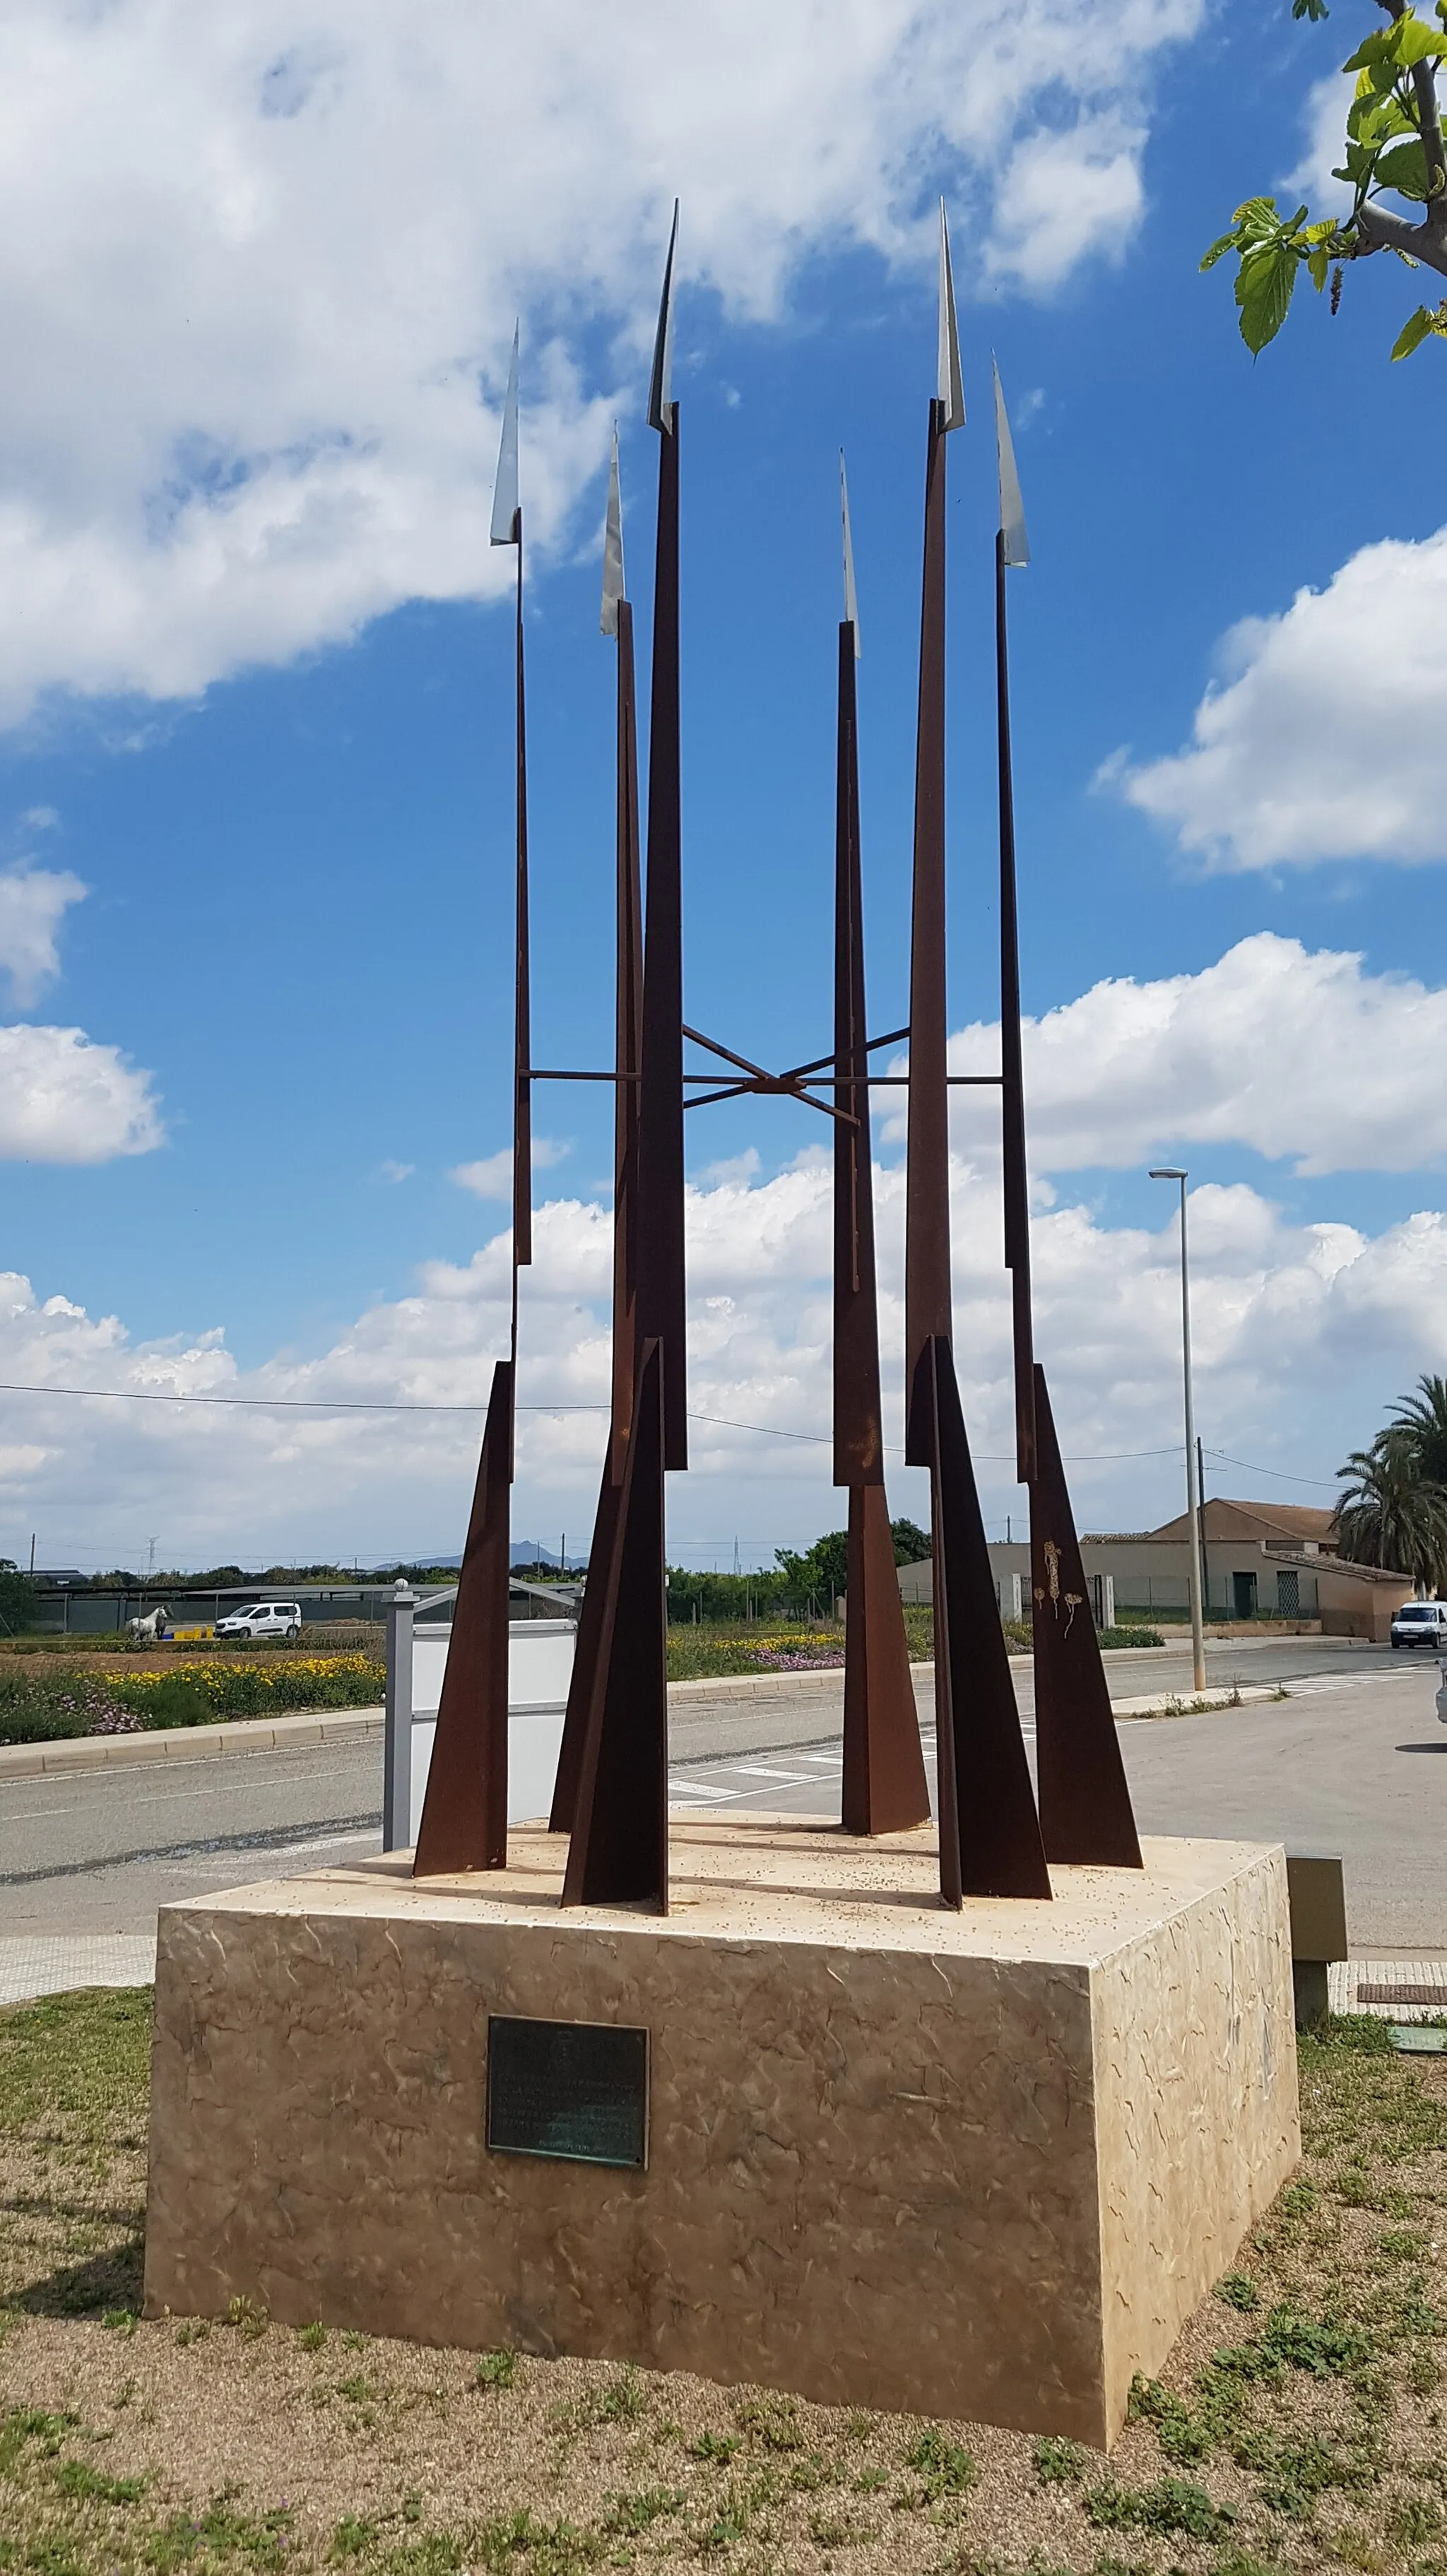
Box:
1 1993 1445 2575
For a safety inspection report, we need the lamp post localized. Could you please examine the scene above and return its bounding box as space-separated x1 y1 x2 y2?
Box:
1150 1168 1207 1693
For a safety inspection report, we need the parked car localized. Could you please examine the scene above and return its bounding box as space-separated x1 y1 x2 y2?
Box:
214 1600 302 1642
1390 1600 1447 1649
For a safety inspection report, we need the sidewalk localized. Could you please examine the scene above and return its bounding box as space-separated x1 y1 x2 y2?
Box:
0 1933 158 2006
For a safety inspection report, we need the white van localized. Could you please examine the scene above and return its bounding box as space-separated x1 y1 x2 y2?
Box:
214 1600 302 1642
1390 1600 1447 1649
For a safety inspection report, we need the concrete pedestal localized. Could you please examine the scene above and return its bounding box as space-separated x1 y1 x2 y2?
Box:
144 1821 1299 2447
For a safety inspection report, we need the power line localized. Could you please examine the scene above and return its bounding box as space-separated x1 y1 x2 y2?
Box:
0 1378 601 1415
0 1376 1340 1487
1203 1448 1339 1494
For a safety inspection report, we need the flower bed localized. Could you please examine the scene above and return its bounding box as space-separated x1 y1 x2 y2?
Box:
745 1631 846 1671
0 1654 384 1747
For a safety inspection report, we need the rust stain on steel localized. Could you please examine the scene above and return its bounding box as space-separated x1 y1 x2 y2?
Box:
561 354 681 1901
996 531 1036 1488
904 404 952 1466
413 1359 512 1876
512 528 532 1287
560 1337 669 1910
1030 1364 1143 1869
635 412 687 1469
841 1483 931 1834
551 596 645 1839
922 1333 1052 1906
834 615 930 1836
610 594 644 1472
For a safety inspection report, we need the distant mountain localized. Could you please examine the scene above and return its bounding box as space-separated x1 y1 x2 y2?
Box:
362 1544 583 1573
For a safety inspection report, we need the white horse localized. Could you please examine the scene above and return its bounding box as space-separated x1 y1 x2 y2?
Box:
126 1605 171 1642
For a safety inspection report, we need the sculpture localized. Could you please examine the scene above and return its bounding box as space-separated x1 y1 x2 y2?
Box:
415 203 1142 1908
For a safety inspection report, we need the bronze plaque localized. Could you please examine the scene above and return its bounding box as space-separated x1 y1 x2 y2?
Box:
485 2015 648 2168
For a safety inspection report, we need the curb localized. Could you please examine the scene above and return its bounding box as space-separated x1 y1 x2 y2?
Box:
0 1662 1309 1783
0 1704 386 1779
1111 1682 1286 1720
0 1672 859 1778
667 1667 852 1704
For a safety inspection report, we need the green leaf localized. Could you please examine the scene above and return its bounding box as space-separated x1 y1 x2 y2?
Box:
1231 194 1284 234
1391 304 1437 357
1309 246 1331 288
1390 299 1447 357
1376 136 1432 196
1393 13 1447 62
1345 12 1447 73
1236 244 1299 352
1200 230 1240 271
1348 81 1414 143
1292 0 1330 18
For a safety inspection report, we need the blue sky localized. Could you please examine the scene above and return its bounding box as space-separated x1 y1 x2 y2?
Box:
1 0 1444 1570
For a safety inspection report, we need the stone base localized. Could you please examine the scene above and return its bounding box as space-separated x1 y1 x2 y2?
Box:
143 1821 1299 2448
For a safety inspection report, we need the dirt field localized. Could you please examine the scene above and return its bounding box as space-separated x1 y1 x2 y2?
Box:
1 1993 1444 2575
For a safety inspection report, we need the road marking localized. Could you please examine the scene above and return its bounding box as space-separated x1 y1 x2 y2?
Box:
160 1826 379 1870
0 1810 382 1889
707 1763 817 1783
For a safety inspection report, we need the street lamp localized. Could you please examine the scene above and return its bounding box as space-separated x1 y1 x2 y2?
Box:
1150 1168 1207 1693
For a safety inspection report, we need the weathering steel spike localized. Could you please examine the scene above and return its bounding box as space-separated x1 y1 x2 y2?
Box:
839 451 861 655
646 201 680 435
993 357 1030 567
937 201 965 432
601 425 626 634
490 323 521 547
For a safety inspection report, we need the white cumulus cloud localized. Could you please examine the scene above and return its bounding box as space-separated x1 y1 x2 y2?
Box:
0 868 86 1005
20 930 1447 1557
1114 528 1447 868
0 0 1200 719
0 1024 163 1164
451 1136 571 1199
4 1150 1444 1566
919 933 1447 1178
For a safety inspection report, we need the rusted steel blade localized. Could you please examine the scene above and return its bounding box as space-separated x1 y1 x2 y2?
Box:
904 408 952 1466
834 620 930 1836
834 621 883 1472
413 1359 512 1875
996 530 1036 1484
1031 1364 1143 1868
561 1337 669 1910
550 1441 617 1835
920 1334 1051 1904
550 593 644 1836
612 596 643 1472
513 529 532 1284
637 409 687 1468
841 1483 931 1834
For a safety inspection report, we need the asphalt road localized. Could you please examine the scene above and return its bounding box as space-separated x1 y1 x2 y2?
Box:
2 1635 1442 1949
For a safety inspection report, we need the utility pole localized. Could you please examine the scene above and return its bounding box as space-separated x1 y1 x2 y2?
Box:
1150 1169 1207 1692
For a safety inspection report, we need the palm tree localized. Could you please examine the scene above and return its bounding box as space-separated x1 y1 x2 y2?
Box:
1333 1434 1447 1593
1388 1373 1447 1490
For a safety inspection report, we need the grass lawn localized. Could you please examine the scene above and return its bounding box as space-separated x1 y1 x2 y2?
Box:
1 1993 1444 2575
663 1613 1164 1680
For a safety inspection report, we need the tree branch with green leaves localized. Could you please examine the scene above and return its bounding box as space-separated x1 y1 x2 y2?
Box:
1203 0 1447 360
